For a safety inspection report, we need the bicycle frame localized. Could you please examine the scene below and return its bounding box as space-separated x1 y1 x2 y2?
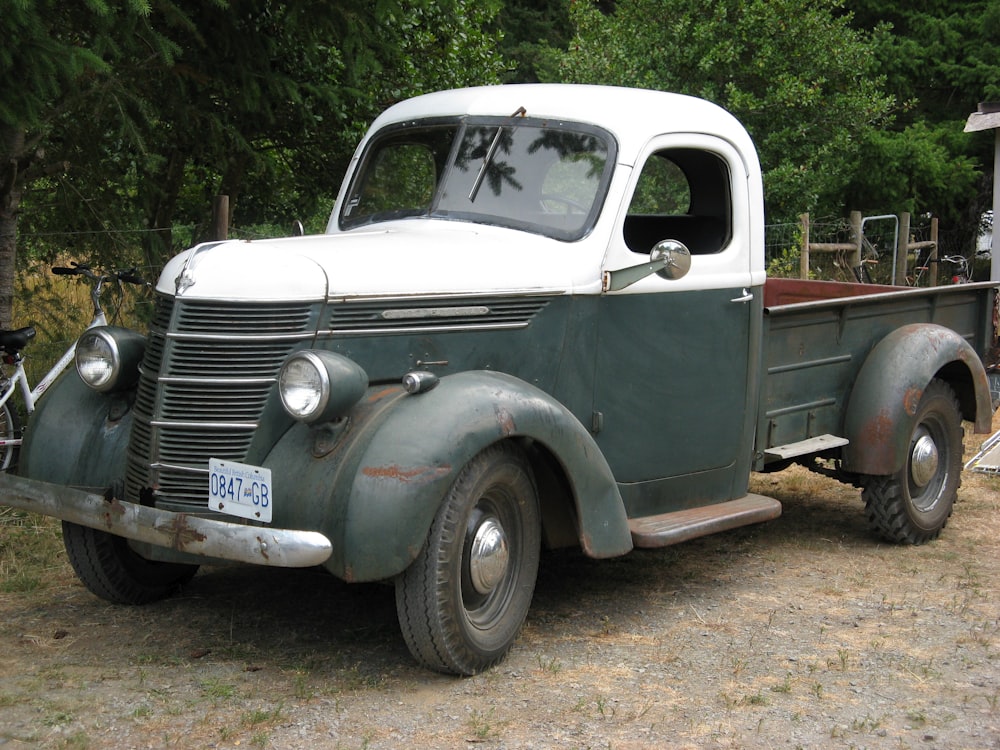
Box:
0 298 109 449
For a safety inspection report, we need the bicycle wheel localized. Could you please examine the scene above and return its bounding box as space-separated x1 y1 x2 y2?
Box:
0 399 21 472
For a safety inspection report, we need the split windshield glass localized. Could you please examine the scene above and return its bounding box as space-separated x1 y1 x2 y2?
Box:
339 116 615 241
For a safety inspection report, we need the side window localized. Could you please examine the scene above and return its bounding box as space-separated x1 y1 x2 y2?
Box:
623 148 731 255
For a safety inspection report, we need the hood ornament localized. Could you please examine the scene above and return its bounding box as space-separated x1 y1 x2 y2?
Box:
175 267 195 295
174 242 224 296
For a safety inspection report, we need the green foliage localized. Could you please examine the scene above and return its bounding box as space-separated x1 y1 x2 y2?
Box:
9 0 506 280
555 0 894 224
497 0 574 82
846 1 1000 118
766 246 804 280
845 121 980 222
843 1 1000 252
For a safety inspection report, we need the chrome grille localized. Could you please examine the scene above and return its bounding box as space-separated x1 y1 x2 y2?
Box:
125 295 317 512
328 296 550 334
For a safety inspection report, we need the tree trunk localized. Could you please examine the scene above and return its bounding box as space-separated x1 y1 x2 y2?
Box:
141 147 188 271
0 125 25 330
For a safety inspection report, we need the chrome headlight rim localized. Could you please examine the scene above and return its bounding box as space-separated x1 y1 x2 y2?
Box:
278 351 332 423
278 350 369 425
75 328 121 392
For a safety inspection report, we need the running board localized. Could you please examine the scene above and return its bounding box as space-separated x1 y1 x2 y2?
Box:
628 494 782 548
765 434 848 461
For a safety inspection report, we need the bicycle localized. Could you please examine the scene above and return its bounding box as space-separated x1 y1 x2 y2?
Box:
0 262 148 470
940 255 972 284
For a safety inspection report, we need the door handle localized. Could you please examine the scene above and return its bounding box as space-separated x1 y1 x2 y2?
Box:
730 288 753 303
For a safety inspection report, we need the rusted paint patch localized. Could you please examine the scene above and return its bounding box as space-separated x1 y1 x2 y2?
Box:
495 405 516 437
903 386 923 416
860 409 896 471
580 531 595 556
169 514 208 550
366 386 400 404
361 464 451 484
103 496 127 529
256 536 270 561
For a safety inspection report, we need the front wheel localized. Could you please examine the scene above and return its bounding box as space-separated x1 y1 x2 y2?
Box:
861 379 963 544
0 400 20 472
395 442 541 675
62 522 199 604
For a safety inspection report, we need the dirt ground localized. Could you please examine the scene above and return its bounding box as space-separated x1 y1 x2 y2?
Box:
2 424 999 750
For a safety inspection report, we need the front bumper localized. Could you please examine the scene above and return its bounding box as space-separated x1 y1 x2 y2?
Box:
0 473 332 568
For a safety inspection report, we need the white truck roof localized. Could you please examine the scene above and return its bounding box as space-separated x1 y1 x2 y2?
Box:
365 84 759 169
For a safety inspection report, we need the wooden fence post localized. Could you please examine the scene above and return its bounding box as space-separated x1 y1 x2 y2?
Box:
928 217 939 286
211 195 229 242
849 210 862 274
799 212 810 279
895 212 911 286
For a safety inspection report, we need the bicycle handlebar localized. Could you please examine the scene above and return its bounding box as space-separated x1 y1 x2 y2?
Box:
51 265 88 276
51 263 147 285
116 268 148 286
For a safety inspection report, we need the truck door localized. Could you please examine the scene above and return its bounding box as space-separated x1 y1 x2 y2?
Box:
594 135 760 517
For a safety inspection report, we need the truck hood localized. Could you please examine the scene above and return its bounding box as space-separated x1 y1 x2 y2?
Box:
157 221 600 301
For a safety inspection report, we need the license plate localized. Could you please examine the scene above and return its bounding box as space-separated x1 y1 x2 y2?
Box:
208 458 272 523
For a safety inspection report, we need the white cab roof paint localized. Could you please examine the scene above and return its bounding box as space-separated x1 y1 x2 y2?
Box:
360 84 758 169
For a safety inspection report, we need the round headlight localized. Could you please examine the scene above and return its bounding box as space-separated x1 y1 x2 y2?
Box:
76 329 120 391
279 351 330 421
74 326 145 393
278 350 368 424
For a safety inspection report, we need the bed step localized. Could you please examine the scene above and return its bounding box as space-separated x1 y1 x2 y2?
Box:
628 494 782 548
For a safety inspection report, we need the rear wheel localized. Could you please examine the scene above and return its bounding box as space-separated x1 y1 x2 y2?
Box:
861 379 963 544
62 522 198 604
0 400 21 472
395 443 541 675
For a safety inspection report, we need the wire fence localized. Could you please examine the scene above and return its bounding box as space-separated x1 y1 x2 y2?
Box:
764 217 987 286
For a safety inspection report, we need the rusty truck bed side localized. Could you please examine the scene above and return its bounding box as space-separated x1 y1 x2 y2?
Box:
756 278 997 468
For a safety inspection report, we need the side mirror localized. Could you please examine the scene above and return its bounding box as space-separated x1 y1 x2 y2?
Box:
651 239 691 281
603 239 692 292
291 220 305 236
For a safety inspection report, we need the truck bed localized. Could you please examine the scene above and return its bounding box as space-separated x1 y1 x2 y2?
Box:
756 277 997 467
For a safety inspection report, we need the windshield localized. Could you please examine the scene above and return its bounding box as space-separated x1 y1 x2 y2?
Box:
339 116 615 241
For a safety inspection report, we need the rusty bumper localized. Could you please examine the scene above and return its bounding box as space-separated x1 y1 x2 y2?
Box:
0 473 331 568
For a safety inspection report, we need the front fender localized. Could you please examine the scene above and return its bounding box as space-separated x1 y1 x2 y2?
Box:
264 370 630 583
843 323 992 475
19 369 133 490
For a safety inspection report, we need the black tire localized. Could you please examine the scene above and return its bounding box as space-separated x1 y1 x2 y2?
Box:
395 442 541 675
861 379 963 544
62 521 198 604
0 400 20 472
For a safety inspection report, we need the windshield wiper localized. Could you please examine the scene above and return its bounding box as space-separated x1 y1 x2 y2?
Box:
468 106 527 202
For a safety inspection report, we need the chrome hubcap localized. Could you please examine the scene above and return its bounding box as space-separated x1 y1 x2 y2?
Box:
910 430 939 488
468 517 509 595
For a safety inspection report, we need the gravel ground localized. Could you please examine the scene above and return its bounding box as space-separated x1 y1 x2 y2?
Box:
2 432 999 750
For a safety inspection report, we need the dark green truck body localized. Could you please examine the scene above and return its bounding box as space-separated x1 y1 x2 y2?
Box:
1 84 995 674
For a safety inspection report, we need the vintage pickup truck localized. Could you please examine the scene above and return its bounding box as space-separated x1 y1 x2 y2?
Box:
1 85 996 675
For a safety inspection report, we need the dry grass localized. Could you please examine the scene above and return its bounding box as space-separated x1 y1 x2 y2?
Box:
11 261 154 387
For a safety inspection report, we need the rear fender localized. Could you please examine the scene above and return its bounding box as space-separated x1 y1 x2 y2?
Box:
264 370 630 582
843 324 992 475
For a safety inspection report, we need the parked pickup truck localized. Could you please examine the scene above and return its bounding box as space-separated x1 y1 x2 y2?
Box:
2 85 996 675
